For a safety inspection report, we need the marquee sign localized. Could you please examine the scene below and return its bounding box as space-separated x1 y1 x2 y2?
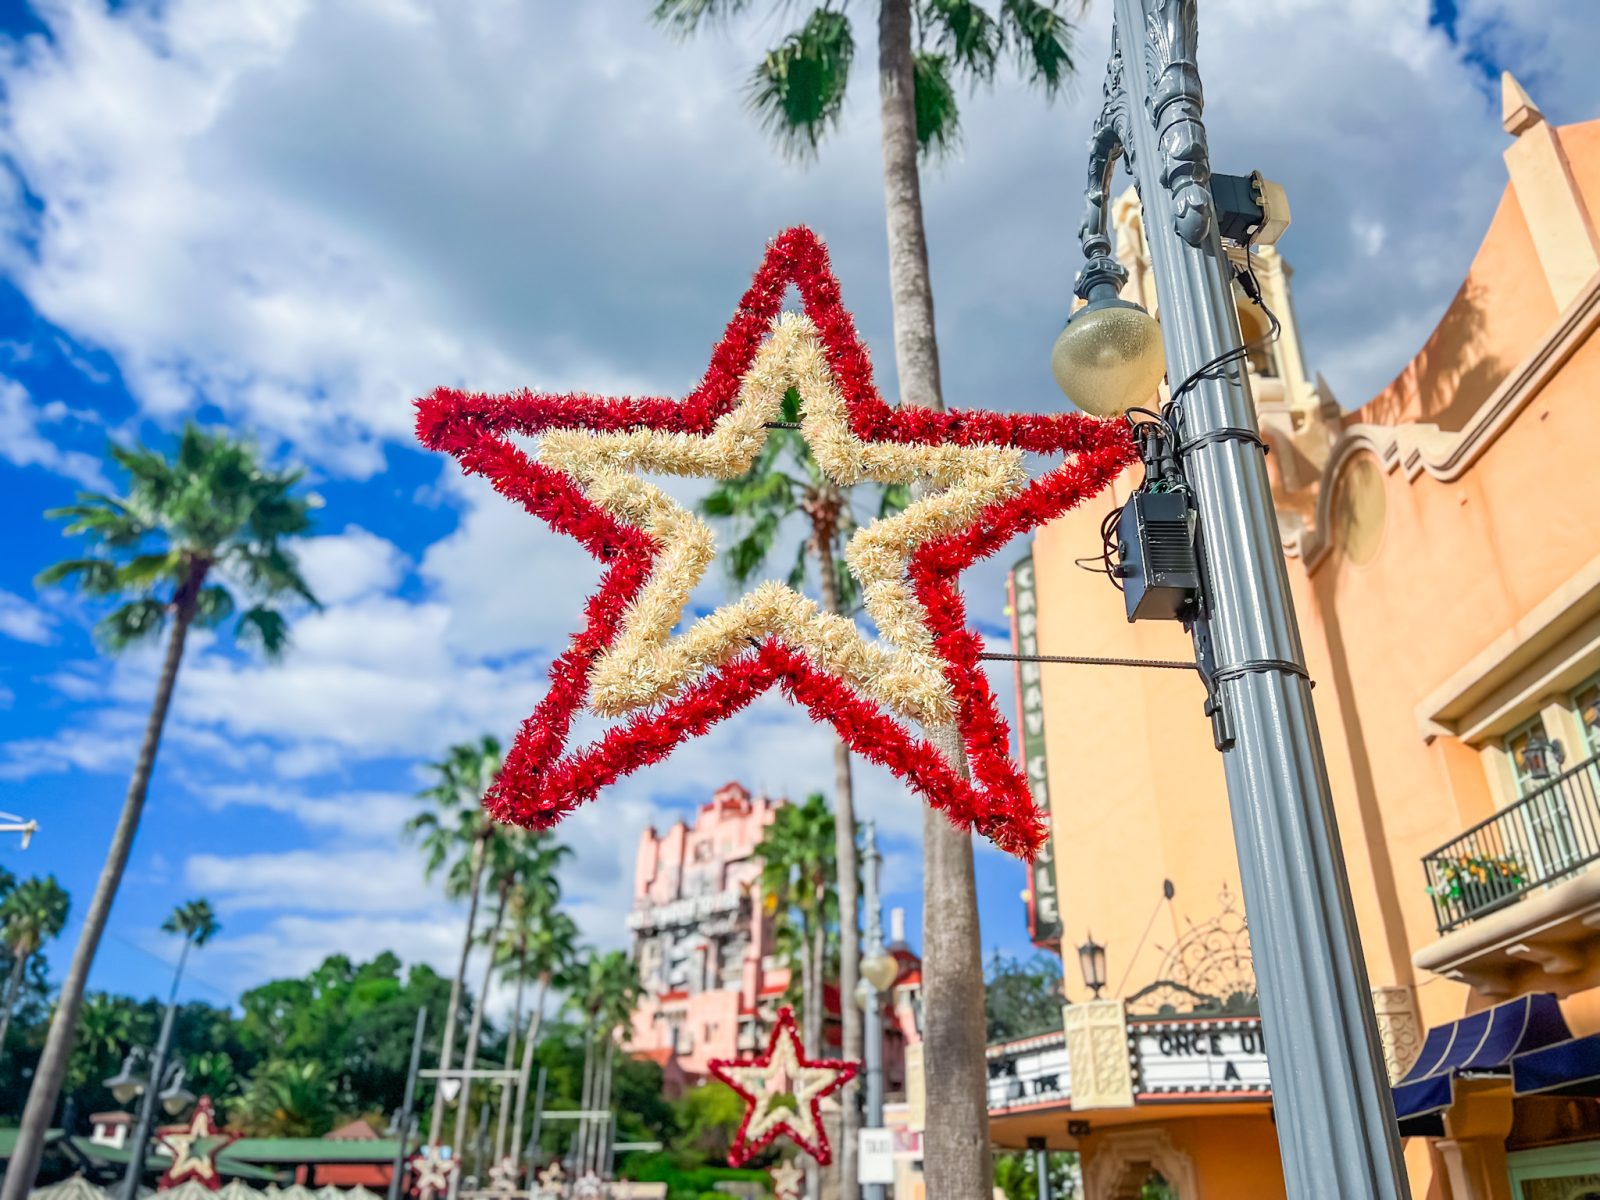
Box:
1130 1017 1271 1096
1008 555 1063 949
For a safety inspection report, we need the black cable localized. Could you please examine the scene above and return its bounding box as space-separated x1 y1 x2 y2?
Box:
1165 256 1282 407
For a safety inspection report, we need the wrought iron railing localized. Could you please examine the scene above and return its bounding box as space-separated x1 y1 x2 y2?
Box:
1423 752 1600 933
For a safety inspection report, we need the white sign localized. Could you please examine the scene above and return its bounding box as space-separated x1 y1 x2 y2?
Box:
1131 1019 1271 1095
858 1128 896 1185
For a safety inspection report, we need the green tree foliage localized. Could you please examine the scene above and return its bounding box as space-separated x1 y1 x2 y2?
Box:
984 952 1065 1041
0 876 70 1054
992 1149 1079 1200
236 1059 338 1138
757 793 837 1036
237 952 452 1126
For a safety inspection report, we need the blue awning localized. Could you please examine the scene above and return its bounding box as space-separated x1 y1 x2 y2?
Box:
1392 993 1571 1135
1514 1030 1600 1098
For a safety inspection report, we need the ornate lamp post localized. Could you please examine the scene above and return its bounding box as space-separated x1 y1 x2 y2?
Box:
1054 2 1410 1195
106 1040 194 1200
1075 934 1107 1001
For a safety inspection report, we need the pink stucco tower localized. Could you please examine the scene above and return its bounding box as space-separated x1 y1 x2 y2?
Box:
626 782 791 1080
626 781 925 1095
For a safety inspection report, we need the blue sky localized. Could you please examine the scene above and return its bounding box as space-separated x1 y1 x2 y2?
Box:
0 0 1596 1015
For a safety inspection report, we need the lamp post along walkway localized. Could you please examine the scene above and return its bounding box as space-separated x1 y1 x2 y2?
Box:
1063 1 1411 1195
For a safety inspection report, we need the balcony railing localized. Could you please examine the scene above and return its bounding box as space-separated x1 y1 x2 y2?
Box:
1423 751 1600 933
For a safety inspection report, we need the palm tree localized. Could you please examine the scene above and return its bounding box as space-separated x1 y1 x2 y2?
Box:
700 389 906 1181
162 899 221 989
454 831 573 1179
407 735 505 1160
566 951 641 1179
491 846 579 1172
756 793 837 1199
7 427 318 1200
236 1059 337 1137
0 876 70 1058
655 4 1078 1192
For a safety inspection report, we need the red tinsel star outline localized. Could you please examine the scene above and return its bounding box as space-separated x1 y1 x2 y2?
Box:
415 226 1135 859
708 1006 858 1166
157 1096 236 1190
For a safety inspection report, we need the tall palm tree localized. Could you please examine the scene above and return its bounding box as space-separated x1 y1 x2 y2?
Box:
655 4 1078 1192
454 831 573 1179
7 427 318 1200
566 951 641 1179
162 898 221 988
500 891 579 1173
491 845 579 1171
701 390 906 1183
407 735 505 1161
756 793 837 1199
0 876 70 1057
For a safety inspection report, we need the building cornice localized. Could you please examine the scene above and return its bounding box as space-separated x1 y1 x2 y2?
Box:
1293 271 1600 572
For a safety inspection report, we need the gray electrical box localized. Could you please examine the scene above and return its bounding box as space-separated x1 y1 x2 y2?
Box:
1117 491 1201 622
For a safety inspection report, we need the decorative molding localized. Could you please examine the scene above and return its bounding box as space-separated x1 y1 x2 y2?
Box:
1140 0 1213 247
1083 1126 1201 1199
1370 985 1423 1083
1064 999 1136 1110
1294 273 1600 569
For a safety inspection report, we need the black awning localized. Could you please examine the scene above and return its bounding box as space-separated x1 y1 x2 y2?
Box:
1392 993 1571 1136
1514 1030 1600 1099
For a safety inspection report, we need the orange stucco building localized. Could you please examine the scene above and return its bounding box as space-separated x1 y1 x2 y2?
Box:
986 74 1600 1200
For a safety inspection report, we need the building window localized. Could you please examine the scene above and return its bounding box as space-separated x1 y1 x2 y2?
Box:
1506 716 1554 795
1573 675 1600 756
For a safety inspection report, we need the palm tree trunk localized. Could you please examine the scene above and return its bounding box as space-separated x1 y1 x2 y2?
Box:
816 528 862 1200
495 960 525 1166
877 1 991 1195
451 891 507 1185
0 950 29 1059
592 1038 616 1177
511 976 547 1173
1 601 196 1200
428 833 488 1158
798 908 820 1200
575 1022 597 1173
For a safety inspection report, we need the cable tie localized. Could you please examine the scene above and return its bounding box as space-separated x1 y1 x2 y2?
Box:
1210 657 1313 688
1176 427 1269 457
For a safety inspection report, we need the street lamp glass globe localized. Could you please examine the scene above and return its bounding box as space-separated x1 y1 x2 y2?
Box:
1050 299 1167 418
110 1081 141 1105
854 977 875 1012
861 952 900 994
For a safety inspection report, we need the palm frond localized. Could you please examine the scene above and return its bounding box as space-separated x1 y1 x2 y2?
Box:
725 510 783 585
747 8 855 160
913 51 962 158
193 585 236 629
35 558 119 595
96 599 169 650
922 0 1002 82
651 0 752 36
1000 0 1075 96
236 605 289 658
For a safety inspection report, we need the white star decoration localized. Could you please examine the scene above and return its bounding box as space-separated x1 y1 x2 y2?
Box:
489 1156 518 1192
771 1160 804 1200
411 1146 457 1195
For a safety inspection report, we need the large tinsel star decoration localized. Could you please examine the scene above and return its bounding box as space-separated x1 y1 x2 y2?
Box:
709 1006 858 1166
416 227 1133 859
157 1096 235 1189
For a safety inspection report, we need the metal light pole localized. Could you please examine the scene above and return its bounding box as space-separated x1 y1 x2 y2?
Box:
858 822 887 1200
1066 2 1409 1195
115 1015 187 1200
387 1007 428 1200
1026 1136 1052 1200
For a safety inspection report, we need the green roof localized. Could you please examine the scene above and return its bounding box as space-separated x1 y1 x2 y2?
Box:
0 1128 63 1159
224 1138 405 1164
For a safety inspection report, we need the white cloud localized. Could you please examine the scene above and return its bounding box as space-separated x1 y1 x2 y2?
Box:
0 377 110 488
294 525 409 606
197 783 417 838
0 590 55 645
186 846 434 914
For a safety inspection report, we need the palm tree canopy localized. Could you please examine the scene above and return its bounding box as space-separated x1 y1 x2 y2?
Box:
757 792 837 919
163 898 221 947
0 876 70 960
568 950 643 1037
654 0 1075 160
36 423 320 655
407 735 505 892
699 389 906 613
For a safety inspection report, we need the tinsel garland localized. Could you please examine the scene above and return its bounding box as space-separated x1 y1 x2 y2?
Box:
707 1006 859 1167
415 226 1135 859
